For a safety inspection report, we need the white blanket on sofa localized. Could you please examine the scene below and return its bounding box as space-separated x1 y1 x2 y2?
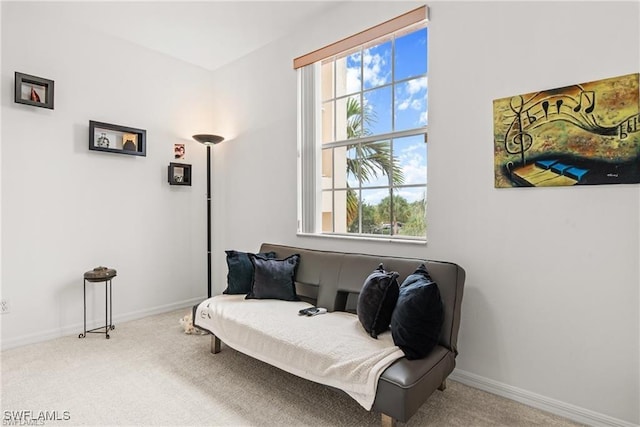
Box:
194 294 404 410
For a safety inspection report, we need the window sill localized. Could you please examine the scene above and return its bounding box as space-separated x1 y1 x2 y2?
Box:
296 232 427 245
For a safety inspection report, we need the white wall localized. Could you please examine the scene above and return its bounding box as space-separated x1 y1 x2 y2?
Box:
428 2 639 425
209 1 639 425
1 2 213 348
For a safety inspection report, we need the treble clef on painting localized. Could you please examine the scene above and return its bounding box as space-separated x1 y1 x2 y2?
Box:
508 132 533 167
505 96 533 166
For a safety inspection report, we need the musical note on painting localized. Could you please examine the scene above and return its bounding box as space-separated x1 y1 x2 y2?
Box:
542 101 549 119
556 99 563 114
619 113 639 139
526 110 537 125
573 91 596 114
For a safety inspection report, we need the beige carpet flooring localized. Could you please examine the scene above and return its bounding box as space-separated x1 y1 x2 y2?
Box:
1 309 583 426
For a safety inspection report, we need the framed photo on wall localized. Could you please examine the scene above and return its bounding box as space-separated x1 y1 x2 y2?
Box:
89 121 146 157
14 72 54 109
174 143 185 159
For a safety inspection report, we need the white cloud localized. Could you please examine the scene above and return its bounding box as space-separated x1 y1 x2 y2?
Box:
401 158 427 186
363 49 390 88
395 77 427 126
420 111 428 125
399 142 423 156
396 77 427 107
407 77 428 94
346 67 360 94
397 99 410 111
398 146 427 185
339 51 361 95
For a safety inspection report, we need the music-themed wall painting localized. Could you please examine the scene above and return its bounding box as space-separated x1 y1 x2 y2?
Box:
493 73 640 188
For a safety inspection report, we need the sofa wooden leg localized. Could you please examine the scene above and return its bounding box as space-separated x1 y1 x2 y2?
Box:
381 413 395 427
211 335 221 354
438 379 447 391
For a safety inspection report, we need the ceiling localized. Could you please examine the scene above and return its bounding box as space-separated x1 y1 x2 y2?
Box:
53 1 338 71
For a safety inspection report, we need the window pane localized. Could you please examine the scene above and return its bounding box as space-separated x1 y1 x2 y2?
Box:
394 77 427 131
321 148 333 186
346 188 360 234
321 190 333 232
336 50 361 97
336 96 360 141
362 188 391 234
322 101 334 143
394 27 427 81
321 60 334 101
363 86 392 136
333 146 348 190
393 187 426 237
346 145 359 188
359 197 379 235
393 135 427 186
358 141 391 188
334 189 348 233
363 39 391 90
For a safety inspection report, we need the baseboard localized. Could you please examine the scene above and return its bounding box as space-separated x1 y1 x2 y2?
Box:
1 297 205 351
450 369 638 427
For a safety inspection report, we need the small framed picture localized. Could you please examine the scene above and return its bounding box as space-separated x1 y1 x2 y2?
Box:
14 72 54 109
174 143 185 159
89 121 146 157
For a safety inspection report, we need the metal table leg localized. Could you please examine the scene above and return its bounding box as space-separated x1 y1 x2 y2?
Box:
78 280 87 338
79 277 115 339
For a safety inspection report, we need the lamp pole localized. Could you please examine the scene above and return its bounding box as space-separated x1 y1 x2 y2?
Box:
205 144 212 298
193 134 225 298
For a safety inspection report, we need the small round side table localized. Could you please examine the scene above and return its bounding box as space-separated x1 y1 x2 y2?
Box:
79 266 117 339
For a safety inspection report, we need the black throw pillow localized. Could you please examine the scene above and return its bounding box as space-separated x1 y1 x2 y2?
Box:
245 254 301 301
391 263 444 360
223 250 277 295
357 264 400 339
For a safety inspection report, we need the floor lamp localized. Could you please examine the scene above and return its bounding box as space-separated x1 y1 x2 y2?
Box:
193 134 224 298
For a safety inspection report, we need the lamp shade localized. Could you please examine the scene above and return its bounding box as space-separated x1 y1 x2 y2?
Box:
193 134 224 145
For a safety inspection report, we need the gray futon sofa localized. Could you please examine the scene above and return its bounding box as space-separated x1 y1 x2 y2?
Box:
209 243 465 426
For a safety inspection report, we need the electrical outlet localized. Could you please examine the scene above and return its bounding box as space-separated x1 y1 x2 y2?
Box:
0 299 9 314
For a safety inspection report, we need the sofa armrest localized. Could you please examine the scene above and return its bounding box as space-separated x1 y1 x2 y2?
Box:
373 346 455 422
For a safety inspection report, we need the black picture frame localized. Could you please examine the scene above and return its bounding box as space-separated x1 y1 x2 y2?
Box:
168 163 192 186
14 72 54 109
89 121 146 157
